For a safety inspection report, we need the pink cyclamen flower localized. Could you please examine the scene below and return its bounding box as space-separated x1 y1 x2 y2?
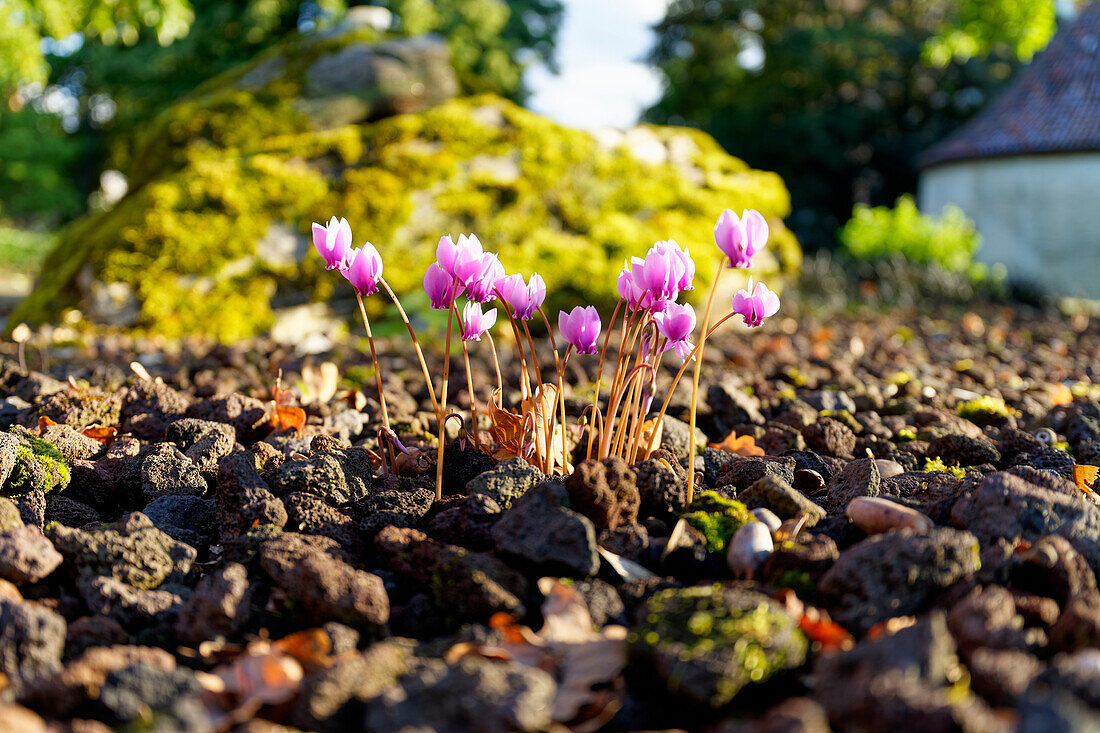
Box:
731 278 780 327
465 252 505 303
424 262 461 309
653 302 697 362
558 305 602 355
654 239 695 291
450 234 487 283
714 209 769 269
617 262 646 311
498 273 546 320
634 246 684 305
342 243 383 297
461 302 497 341
312 216 353 270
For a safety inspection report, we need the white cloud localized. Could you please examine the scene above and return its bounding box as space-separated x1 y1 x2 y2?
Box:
526 0 670 129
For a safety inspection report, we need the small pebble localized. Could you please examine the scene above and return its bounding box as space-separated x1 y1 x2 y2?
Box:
750 507 782 535
726 521 773 578
874 459 904 478
846 496 933 534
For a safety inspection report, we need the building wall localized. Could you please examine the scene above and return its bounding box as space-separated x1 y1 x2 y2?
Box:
919 153 1100 299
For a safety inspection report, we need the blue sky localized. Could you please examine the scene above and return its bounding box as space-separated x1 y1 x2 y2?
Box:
525 0 670 129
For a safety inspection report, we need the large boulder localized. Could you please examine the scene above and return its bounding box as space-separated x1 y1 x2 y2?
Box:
13 27 799 340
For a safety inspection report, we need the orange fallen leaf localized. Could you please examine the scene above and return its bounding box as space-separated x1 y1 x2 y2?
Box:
37 416 57 430
273 628 331 666
867 616 917 640
269 372 305 437
81 425 118 445
799 615 854 652
709 430 764 457
1051 383 1074 406
1074 464 1098 494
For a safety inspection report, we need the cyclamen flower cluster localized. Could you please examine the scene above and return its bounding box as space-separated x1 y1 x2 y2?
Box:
313 206 780 504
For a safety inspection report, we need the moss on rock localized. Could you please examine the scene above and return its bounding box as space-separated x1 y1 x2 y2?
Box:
681 490 753 553
14 31 799 340
632 584 807 707
3 432 70 495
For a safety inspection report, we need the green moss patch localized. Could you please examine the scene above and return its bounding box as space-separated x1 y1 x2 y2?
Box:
681 491 753 553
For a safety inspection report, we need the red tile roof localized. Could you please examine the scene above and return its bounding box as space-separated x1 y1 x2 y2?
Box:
920 5 1100 169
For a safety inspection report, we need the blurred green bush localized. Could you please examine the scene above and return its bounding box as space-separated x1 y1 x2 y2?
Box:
839 195 981 273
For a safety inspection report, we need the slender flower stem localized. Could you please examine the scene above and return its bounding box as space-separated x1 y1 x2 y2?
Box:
686 260 726 502
502 310 532 400
462 340 482 448
380 278 439 416
485 331 504 394
356 293 395 470
642 310 737 459
625 336 665 462
587 300 624 460
605 316 651 457
535 306 568 474
557 347 573 473
599 311 638 458
434 283 459 502
522 319 551 469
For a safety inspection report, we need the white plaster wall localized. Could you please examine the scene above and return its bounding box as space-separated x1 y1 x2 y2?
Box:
919 153 1100 298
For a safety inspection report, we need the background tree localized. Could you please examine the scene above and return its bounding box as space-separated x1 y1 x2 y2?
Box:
0 0 562 224
646 0 1067 250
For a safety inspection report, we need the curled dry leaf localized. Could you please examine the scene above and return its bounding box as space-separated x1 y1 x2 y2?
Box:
447 578 628 726
709 430 764 457
486 384 570 473
777 588 853 653
81 425 118 445
269 373 305 438
1051 383 1074 406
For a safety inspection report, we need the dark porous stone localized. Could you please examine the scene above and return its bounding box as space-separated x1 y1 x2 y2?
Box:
1048 590 1100 653
632 584 806 707
824 457 881 514
565 457 640 530
425 492 501 551
442 440 496 495
375 526 527 623
598 523 650 564
356 484 434 539
740 475 826 528
45 494 99 527
716 456 796 495
701 447 740 490
819 528 981 635
951 471 1100 575
0 525 62 584
1010 534 1097 605
763 533 839 588
928 433 1001 467
140 443 207 503
573 578 626 627
95 663 207 730
284 491 358 548
783 451 837 484
998 428 1045 463
813 612 999 733
492 480 599 577
63 615 129 659
273 453 363 506
119 379 190 439
185 393 267 444
142 495 216 550
659 415 707 463
707 379 765 432
10 490 45 528
46 512 196 590
0 495 22 532
465 456 544 509
1011 447 1075 483
0 598 66 695
1019 653 1100 732
289 641 410 733
802 418 856 459
967 648 1043 708
945 585 1030 657
635 451 689 519
259 532 389 627
215 451 286 540
758 423 806 455
78 575 184 629
36 424 104 462
174 562 252 644
364 656 555 733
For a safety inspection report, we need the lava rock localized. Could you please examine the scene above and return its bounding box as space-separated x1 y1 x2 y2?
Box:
119 379 190 439
284 491 357 548
165 418 235 471
635 452 689 519
140 443 207 503
739 475 826 528
802 418 856 459
565 457 640 530
492 481 599 577
928 433 1001 467
441 440 496 495
259 532 389 627
364 656 555 733
0 526 62 584
465 457 544 509
0 598 66 695
78 575 185 629
632 584 806 707
44 495 99 527
174 562 252 644
289 641 410 732
715 457 796 495
819 528 982 634
142 495 217 550
824 457 881 514
0 495 23 532
95 663 207 730
659 415 707 462
46 512 196 590
375 526 527 623
184 393 267 444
